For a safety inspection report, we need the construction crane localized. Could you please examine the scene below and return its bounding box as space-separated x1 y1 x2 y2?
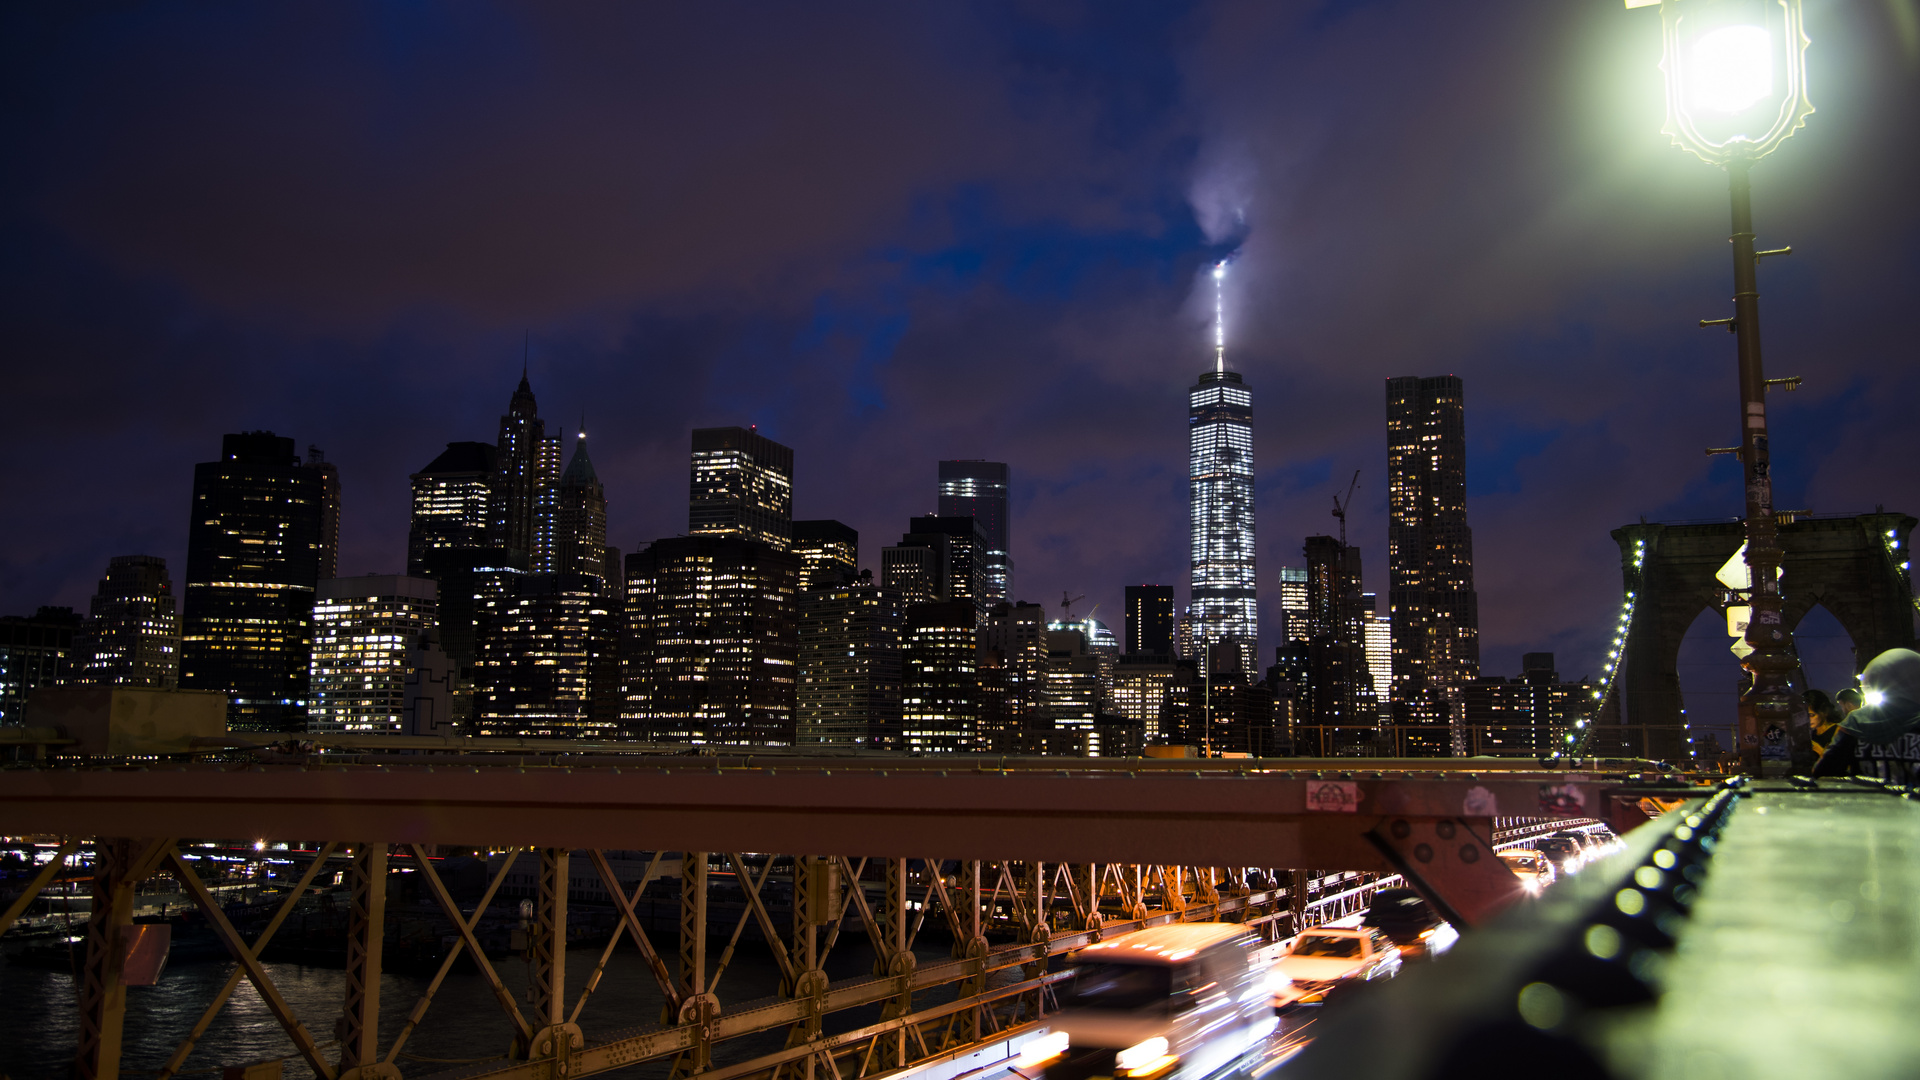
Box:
1060 591 1087 623
1332 470 1360 547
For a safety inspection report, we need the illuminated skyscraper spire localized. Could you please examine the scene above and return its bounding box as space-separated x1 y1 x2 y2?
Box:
1213 261 1227 373
1188 257 1256 675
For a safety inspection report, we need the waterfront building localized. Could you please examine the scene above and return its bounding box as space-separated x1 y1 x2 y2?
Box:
1125 585 1176 658
689 426 793 551
0 607 82 726
1386 374 1480 739
796 574 902 748
179 432 326 732
74 555 179 689
791 520 859 591
901 600 978 752
474 573 617 738
309 575 438 734
624 535 799 745
937 460 1012 602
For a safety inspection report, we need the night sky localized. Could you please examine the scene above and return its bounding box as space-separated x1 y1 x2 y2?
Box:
4 2 1916 731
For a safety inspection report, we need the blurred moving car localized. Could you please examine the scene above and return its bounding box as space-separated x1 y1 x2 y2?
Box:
1270 926 1402 1009
1025 923 1278 1080
1536 834 1586 876
1497 848 1555 894
1360 888 1458 961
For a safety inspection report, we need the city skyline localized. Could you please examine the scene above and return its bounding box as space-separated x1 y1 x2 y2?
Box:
3 3 1916 730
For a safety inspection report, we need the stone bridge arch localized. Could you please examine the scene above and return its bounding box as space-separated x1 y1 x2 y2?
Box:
1607 512 1916 760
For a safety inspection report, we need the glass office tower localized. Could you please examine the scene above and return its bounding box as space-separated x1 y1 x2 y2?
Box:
1188 369 1257 674
937 460 1011 602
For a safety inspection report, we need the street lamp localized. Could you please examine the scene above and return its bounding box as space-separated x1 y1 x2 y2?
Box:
1637 0 1813 774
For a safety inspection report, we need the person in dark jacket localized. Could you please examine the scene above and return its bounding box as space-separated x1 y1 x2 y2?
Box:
1812 651 1920 778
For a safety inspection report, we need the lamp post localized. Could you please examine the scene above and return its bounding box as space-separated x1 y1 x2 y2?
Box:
1640 0 1814 773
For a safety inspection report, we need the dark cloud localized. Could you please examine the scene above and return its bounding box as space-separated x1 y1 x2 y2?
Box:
3 1 1915 740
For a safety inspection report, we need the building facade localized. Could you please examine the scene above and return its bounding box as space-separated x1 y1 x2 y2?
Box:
1125 585 1176 658
624 535 800 745
180 432 326 732
1386 374 1480 740
74 555 179 689
1189 369 1258 675
554 434 608 587
901 600 978 752
494 373 559 570
791 520 859 591
689 427 793 551
0 607 82 726
307 447 341 581
1112 654 1175 743
796 576 902 748
980 601 1049 752
475 573 617 737
937 460 1012 602
309 575 439 734
408 441 497 578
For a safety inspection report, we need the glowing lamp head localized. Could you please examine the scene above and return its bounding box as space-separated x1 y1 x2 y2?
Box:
1212 262 1226 281
1688 25 1772 113
1865 689 1887 707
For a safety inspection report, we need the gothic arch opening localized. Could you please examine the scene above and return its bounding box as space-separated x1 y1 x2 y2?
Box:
1674 606 1740 759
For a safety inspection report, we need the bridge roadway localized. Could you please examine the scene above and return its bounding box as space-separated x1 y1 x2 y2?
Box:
0 755 1691 1080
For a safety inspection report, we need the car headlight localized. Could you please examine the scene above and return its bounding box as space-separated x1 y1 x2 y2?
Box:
1117 1037 1177 1077
1013 1031 1068 1068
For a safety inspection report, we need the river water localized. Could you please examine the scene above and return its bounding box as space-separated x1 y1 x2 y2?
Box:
0 935 938 1080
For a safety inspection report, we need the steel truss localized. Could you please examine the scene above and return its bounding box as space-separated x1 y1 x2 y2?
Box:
0 841 1548 1080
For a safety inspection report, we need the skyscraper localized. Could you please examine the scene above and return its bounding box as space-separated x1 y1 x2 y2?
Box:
909 516 989 621
494 372 558 568
307 447 341 581
476 573 617 737
901 599 978 752
797 575 902 748
624 535 800 745
180 432 325 732
937 461 1012 602
554 432 608 587
408 442 496 578
1188 266 1257 675
309 575 438 734
1124 585 1175 657
1276 568 1310 643
980 600 1049 752
1386 375 1480 744
0 607 82 725
1301 535 1378 753
881 531 949 607
75 556 179 689
792 520 858 591
689 426 793 550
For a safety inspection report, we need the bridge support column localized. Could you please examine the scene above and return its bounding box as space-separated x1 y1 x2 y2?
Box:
878 858 914 1069
74 838 168 1080
674 852 714 1079
337 844 391 1078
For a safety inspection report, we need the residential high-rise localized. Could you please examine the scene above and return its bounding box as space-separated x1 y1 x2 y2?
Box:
1386 375 1480 743
901 599 978 752
624 535 799 745
937 460 1012 602
74 555 179 689
408 441 497 578
1124 585 1175 657
307 447 341 581
554 433 608 587
180 432 325 732
493 372 559 569
1362 594 1393 723
1276 568 1310 643
797 574 902 748
309 575 438 734
689 427 793 550
475 573 618 738
0 607 82 726
1188 366 1257 675
1464 653 1587 756
792 520 859 591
